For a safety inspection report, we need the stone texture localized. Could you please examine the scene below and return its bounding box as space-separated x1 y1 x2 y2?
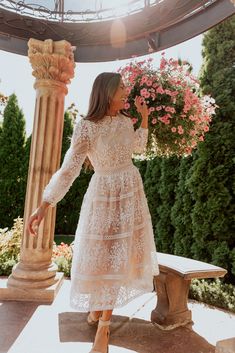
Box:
216 338 235 353
0 39 75 303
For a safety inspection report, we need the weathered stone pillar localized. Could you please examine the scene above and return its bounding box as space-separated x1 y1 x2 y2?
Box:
1 39 75 302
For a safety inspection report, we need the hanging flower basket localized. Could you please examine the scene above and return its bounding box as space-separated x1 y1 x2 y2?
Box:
118 54 218 157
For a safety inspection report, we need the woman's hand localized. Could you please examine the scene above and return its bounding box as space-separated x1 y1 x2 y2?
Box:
27 202 50 236
134 96 149 119
134 96 148 128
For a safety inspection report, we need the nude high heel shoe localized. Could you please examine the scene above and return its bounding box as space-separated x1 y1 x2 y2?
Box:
89 318 110 353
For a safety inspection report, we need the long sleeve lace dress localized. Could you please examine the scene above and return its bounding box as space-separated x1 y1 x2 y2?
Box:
43 113 159 311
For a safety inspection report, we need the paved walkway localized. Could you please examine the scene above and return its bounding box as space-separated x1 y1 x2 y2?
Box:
0 278 235 353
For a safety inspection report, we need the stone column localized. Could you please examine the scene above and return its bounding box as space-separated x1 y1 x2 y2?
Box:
1 39 75 302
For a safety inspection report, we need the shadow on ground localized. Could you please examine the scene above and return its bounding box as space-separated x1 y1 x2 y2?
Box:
0 302 39 353
59 312 215 353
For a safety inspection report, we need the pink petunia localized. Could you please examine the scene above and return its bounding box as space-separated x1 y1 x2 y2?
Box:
146 80 153 87
171 127 177 133
152 118 157 125
165 106 172 112
156 106 162 111
140 88 148 96
124 102 130 109
156 86 165 94
132 118 138 124
141 76 148 83
204 125 209 132
144 92 151 98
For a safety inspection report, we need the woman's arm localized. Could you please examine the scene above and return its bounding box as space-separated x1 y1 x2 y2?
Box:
27 119 90 236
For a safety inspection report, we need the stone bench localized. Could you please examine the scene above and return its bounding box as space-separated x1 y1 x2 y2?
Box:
151 252 227 328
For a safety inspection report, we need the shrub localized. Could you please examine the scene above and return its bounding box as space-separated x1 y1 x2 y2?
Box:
0 217 22 275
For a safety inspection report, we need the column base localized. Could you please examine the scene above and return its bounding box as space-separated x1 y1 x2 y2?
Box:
0 272 64 303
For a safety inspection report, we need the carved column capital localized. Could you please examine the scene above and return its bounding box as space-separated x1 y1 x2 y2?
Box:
28 38 75 84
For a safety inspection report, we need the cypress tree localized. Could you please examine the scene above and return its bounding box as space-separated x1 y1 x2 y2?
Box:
155 156 181 253
187 17 235 282
171 154 195 257
144 156 163 237
0 94 26 227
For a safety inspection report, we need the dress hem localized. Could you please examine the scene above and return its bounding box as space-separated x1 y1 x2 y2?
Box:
69 286 155 313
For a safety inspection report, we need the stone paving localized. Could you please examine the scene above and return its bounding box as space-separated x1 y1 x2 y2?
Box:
0 278 235 353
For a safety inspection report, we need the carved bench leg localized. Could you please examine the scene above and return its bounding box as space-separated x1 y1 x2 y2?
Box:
151 271 193 327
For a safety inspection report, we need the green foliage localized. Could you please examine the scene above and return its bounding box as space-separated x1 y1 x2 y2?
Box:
0 94 26 227
0 217 22 275
190 279 235 313
187 18 235 282
143 156 162 235
133 157 148 179
155 156 181 253
171 155 195 257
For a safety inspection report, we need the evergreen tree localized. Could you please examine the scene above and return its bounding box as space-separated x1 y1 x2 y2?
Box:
0 94 26 227
144 156 163 237
187 17 235 282
155 156 181 253
171 155 195 257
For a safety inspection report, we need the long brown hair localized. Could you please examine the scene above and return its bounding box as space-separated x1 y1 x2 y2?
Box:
82 72 127 170
85 72 122 122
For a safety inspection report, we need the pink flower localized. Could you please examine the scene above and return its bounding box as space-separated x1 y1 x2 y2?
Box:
156 106 162 111
178 125 184 134
165 106 172 112
145 92 151 98
152 118 157 125
149 107 155 112
171 127 177 132
132 118 138 124
140 88 148 96
141 76 148 83
204 125 209 132
199 136 204 141
189 130 196 136
160 61 167 70
165 89 172 96
156 86 165 94
146 80 153 87
124 102 130 109
185 147 192 154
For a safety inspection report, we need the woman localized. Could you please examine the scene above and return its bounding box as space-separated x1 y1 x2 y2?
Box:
27 72 159 353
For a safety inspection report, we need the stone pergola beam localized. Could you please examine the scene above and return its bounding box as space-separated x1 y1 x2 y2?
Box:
0 0 234 62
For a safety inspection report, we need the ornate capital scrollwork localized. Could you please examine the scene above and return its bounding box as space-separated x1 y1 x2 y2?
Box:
28 38 75 84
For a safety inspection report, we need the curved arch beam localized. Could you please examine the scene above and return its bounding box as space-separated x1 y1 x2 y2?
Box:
0 0 234 62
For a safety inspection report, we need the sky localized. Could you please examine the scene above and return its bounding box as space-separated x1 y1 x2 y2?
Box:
0 34 203 136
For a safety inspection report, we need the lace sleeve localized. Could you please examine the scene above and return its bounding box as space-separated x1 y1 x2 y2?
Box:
42 119 90 207
133 127 148 154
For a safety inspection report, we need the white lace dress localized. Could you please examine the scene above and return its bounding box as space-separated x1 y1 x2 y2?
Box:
43 113 159 311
